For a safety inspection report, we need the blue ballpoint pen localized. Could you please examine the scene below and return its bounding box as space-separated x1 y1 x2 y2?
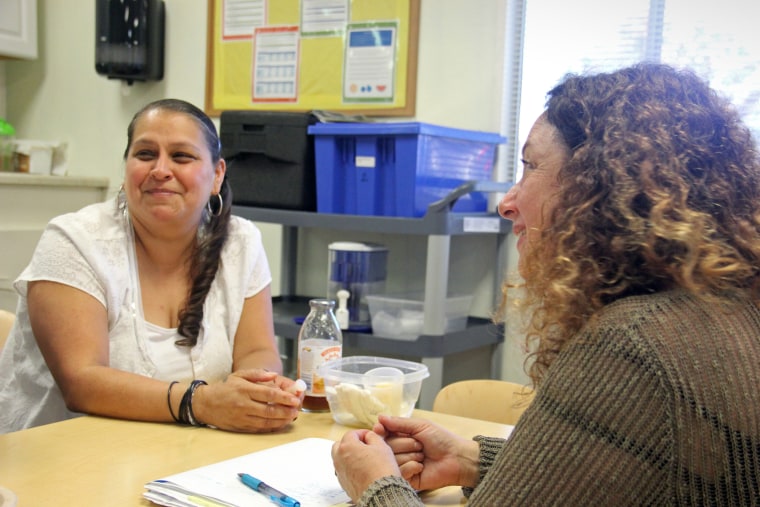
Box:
238 473 301 507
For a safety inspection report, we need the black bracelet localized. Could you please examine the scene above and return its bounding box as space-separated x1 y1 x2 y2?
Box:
178 380 208 426
186 380 206 426
167 381 180 423
179 381 196 425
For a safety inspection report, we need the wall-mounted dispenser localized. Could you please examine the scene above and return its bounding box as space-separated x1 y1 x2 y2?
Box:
95 0 165 85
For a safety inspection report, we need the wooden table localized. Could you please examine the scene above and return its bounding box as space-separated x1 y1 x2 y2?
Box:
0 410 513 506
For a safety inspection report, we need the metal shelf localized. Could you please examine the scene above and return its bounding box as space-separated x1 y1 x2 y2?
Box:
232 206 512 235
232 180 513 236
232 180 513 409
272 295 504 357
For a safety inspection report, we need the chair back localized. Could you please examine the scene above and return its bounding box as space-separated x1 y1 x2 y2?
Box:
0 309 15 351
432 379 534 425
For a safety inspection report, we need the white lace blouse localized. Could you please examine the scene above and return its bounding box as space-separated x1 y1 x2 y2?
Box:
0 197 272 433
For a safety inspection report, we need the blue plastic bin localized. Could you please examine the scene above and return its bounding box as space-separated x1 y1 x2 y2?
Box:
308 122 506 217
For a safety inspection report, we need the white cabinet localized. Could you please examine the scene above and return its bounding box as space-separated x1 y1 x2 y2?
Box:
0 173 109 311
0 0 37 59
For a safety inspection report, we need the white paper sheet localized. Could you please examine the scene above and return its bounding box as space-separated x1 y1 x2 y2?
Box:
144 438 351 507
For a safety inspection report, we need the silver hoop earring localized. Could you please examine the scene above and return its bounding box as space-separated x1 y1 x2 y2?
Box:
207 193 223 217
117 184 127 214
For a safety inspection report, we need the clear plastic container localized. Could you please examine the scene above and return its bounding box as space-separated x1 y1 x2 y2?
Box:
366 293 474 340
317 356 429 427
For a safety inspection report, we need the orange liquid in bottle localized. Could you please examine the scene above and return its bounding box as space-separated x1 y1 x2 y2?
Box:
301 394 330 412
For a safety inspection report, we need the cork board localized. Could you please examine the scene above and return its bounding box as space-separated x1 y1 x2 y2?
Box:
205 0 419 117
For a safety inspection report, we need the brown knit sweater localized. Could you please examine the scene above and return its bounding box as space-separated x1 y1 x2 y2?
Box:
358 289 760 506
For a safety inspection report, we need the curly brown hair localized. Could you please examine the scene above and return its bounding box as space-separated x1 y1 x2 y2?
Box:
503 63 760 385
124 99 233 347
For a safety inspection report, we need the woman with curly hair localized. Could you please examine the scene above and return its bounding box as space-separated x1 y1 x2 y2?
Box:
331 63 760 505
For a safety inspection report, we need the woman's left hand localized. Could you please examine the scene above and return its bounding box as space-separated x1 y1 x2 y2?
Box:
192 369 303 433
331 429 402 503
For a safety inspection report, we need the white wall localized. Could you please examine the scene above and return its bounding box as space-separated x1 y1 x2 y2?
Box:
5 1 207 193
3 0 528 383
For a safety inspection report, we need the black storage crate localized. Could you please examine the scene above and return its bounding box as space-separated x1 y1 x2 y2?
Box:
220 111 318 211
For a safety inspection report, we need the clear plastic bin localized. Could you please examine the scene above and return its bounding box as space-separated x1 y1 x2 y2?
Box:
366 293 474 340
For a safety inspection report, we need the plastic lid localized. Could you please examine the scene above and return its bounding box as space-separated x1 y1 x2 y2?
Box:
308 121 505 144
316 356 430 384
329 241 388 252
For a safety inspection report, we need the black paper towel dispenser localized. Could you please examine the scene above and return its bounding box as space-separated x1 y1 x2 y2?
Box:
95 0 165 84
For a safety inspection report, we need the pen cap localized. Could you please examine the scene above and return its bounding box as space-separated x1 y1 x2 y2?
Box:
276 496 300 507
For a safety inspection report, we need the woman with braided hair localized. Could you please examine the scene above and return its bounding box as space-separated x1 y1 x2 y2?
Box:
0 99 303 433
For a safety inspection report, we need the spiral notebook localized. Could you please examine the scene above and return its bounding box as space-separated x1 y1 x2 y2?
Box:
143 437 352 507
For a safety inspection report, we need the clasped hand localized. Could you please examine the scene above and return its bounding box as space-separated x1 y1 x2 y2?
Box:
192 369 304 433
331 414 481 503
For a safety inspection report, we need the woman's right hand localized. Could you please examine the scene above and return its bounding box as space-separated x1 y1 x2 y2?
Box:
373 415 481 491
192 369 302 433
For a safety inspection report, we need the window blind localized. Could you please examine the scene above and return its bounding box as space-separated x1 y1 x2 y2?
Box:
502 0 760 183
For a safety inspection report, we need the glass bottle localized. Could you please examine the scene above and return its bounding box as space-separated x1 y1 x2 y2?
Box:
296 299 343 412
0 118 16 172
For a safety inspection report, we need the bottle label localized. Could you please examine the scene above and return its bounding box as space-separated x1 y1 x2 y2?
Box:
298 341 342 396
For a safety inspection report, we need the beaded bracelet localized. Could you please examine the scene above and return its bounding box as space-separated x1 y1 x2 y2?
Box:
178 379 208 426
167 381 180 423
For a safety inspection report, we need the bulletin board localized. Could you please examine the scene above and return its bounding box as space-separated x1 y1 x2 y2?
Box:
205 0 420 117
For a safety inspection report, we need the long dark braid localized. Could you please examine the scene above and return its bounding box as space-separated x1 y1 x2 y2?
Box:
124 99 232 347
176 177 232 346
